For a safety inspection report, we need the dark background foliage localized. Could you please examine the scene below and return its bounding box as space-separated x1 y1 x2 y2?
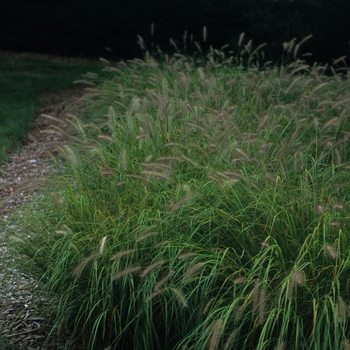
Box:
1 0 350 65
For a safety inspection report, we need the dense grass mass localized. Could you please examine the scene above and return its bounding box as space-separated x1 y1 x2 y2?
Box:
13 49 350 349
0 54 102 162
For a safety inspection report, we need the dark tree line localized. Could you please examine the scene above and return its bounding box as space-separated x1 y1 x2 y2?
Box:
1 0 349 65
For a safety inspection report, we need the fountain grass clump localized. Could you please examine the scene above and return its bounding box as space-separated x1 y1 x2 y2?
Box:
13 43 350 349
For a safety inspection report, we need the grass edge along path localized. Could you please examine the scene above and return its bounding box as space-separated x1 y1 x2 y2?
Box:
0 52 104 163
0 52 104 349
10 44 350 349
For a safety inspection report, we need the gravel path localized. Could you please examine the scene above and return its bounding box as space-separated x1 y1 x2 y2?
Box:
0 87 90 349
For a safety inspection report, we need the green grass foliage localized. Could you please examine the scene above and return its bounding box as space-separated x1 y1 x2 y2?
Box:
13 47 350 349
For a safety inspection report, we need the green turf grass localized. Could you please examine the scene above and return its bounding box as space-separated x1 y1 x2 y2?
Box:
0 54 103 163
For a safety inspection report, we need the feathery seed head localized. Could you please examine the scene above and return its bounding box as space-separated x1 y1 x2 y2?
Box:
72 254 98 277
208 319 224 350
338 296 346 324
136 227 159 243
223 329 238 350
326 245 337 259
99 236 107 254
258 290 266 325
316 204 326 215
182 262 205 282
261 242 270 249
238 33 245 47
100 169 116 177
154 271 174 291
169 196 191 214
332 202 344 211
112 266 141 281
140 260 165 277
330 220 341 228
235 305 245 320
178 252 197 260
253 280 261 310
171 288 188 308
98 134 114 142
323 117 339 130
145 289 164 303
292 270 305 286
233 276 246 284
110 249 135 260
276 343 286 350
343 339 350 350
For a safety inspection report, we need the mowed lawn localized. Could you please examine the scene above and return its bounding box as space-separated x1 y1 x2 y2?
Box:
0 53 103 162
